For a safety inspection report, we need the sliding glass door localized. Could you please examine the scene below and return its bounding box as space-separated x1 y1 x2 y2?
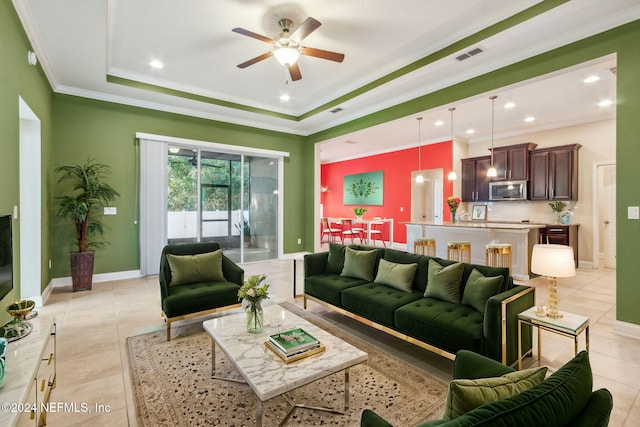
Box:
166 147 278 263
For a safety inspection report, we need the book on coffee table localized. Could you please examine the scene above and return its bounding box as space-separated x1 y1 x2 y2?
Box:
265 340 326 364
268 328 319 355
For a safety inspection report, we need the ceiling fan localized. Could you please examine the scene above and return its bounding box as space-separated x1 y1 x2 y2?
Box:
232 17 345 81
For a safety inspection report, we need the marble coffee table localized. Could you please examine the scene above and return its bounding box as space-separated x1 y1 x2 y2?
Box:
202 304 368 426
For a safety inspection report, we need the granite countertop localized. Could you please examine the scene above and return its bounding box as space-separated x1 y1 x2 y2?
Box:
401 221 547 230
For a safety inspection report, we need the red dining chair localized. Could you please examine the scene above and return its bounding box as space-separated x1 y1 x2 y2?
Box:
369 221 386 247
321 217 341 243
340 219 363 244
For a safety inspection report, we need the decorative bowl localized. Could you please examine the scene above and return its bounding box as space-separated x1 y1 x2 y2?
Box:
6 299 35 321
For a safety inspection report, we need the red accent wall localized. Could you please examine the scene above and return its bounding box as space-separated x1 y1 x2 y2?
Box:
320 141 454 244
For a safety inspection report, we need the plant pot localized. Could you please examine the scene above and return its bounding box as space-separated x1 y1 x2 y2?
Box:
70 251 94 291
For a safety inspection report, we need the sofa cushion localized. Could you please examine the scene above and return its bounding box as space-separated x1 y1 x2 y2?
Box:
166 249 225 287
341 247 378 281
163 280 240 317
305 274 369 307
461 268 504 313
424 260 464 303
383 249 432 292
461 264 511 294
448 351 594 426
394 298 485 355
342 283 423 326
443 366 548 420
374 258 418 293
325 243 346 274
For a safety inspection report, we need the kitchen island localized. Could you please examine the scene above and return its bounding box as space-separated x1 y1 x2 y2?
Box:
403 221 545 280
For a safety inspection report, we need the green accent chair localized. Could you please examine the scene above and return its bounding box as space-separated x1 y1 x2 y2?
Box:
159 242 244 340
361 350 612 427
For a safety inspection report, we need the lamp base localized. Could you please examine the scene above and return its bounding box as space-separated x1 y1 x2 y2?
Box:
546 277 563 319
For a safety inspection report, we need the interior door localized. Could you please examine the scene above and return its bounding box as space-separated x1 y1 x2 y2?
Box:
602 165 616 268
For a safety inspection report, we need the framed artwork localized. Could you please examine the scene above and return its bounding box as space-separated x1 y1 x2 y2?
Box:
343 171 383 205
472 205 487 221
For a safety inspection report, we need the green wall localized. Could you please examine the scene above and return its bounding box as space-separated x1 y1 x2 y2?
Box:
309 21 640 327
51 95 307 277
0 2 53 325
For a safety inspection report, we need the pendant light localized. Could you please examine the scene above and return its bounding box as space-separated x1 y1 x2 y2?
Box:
487 95 498 177
447 107 457 181
415 117 424 183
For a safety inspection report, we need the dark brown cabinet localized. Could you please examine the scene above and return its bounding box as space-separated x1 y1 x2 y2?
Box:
461 156 491 201
538 224 579 267
529 144 581 200
491 142 537 181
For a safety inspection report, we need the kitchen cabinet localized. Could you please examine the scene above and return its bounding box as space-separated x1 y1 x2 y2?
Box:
529 144 581 200
538 224 579 267
491 142 537 181
461 156 491 201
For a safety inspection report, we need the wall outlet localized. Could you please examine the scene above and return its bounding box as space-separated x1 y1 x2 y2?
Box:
48 259 51 269
297 238 302 244
628 206 639 219
104 207 117 215
400 207 404 212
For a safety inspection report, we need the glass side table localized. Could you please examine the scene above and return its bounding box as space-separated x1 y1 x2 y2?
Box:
517 306 589 370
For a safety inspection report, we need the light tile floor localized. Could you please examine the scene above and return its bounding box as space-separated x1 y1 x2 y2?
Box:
37 256 640 426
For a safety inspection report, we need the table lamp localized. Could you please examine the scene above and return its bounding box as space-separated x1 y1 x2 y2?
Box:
531 244 576 319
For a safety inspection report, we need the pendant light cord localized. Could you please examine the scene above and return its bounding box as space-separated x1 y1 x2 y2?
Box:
490 95 497 167
417 117 423 172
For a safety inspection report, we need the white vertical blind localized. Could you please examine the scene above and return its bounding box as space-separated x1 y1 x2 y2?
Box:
139 139 168 275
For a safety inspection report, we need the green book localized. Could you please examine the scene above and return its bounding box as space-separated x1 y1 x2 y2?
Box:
269 328 319 355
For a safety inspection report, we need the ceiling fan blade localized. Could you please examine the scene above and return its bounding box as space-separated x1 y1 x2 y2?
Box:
301 47 345 63
237 51 273 68
290 17 321 42
288 63 302 81
232 27 274 44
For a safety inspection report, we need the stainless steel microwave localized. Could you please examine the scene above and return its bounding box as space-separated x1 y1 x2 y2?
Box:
489 180 527 201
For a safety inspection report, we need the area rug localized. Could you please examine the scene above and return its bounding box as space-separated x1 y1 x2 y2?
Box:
127 302 447 426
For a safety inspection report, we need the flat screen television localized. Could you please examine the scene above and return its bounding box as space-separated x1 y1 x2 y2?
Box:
0 215 13 301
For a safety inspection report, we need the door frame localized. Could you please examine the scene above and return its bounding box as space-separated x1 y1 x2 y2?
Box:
592 160 616 269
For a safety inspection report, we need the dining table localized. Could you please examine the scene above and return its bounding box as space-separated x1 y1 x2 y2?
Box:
327 217 394 246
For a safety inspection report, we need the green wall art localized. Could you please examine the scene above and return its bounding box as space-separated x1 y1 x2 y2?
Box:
343 171 383 205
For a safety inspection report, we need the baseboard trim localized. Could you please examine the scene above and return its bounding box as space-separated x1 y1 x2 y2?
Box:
50 269 144 288
578 260 593 269
613 320 640 340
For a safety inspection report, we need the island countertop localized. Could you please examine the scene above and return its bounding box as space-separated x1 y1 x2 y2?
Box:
400 221 547 230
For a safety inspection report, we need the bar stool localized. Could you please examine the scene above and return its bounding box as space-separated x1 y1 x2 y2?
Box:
414 238 436 256
447 241 471 263
485 243 512 274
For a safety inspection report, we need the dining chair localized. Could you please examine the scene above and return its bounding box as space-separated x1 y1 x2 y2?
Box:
321 217 341 243
340 219 363 244
369 221 386 247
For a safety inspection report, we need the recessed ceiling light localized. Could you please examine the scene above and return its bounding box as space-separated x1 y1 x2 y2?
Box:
504 102 516 109
583 75 600 83
434 120 444 126
598 99 613 107
466 129 475 135
149 60 164 69
279 94 290 101
524 116 535 122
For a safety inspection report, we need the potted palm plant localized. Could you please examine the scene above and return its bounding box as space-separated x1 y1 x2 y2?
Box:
55 159 120 291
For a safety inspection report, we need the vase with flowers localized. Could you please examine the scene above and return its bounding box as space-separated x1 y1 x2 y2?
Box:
549 201 567 224
238 274 270 333
353 207 368 220
447 196 461 223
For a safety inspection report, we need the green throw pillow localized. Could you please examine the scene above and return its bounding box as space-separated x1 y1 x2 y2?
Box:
462 268 504 313
444 366 548 420
424 259 464 303
325 243 346 274
374 258 418 293
340 247 377 281
166 249 226 287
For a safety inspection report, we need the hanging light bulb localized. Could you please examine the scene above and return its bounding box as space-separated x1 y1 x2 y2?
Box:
448 107 457 181
487 95 498 177
416 117 424 183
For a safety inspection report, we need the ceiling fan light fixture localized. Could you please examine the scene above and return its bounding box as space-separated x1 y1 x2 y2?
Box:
273 46 300 66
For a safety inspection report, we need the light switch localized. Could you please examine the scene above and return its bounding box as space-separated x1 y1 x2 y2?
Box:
104 207 117 215
628 206 639 220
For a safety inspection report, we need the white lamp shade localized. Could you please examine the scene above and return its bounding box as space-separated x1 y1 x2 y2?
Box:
531 244 576 277
415 174 424 183
273 47 300 66
448 171 457 180
487 166 497 177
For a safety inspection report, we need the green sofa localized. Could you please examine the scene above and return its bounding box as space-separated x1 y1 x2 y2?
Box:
159 242 244 340
361 350 613 426
304 243 534 365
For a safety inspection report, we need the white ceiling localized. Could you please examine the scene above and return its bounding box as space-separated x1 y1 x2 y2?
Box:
12 0 640 162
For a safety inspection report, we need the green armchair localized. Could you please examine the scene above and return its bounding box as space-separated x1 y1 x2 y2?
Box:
159 242 244 340
361 350 612 427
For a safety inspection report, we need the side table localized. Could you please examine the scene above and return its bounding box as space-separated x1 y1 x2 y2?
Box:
517 307 589 370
